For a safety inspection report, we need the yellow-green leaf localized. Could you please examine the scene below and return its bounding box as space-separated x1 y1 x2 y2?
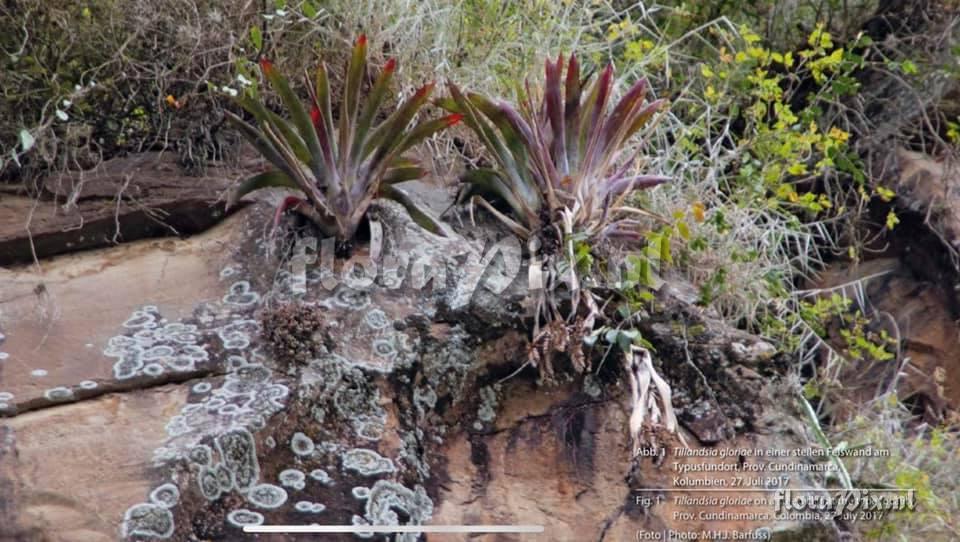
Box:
250 26 263 51
886 210 900 230
875 186 896 202
660 232 672 265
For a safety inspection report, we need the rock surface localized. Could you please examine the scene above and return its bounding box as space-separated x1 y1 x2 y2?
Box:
814 258 960 423
0 153 246 267
1 191 836 541
810 148 960 425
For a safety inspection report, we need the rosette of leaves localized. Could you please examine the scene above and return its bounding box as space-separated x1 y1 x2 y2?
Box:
442 54 670 380
226 35 461 240
441 53 669 245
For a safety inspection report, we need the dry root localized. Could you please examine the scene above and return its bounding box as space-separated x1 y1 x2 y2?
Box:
528 315 594 382
624 345 688 454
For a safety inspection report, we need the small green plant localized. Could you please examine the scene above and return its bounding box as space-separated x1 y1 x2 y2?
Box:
226 35 462 240
442 53 669 244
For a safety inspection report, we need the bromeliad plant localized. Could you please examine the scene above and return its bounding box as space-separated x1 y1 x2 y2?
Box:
442 53 669 245
226 35 461 241
443 54 670 373
445 56 682 448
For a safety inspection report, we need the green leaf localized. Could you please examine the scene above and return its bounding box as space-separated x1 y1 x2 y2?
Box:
224 111 293 178
379 184 447 236
236 95 309 164
382 164 425 184
310 62 338 176
885 209 899 230
638 256 653 287
466 93 532 170
354 58 396 156
443 84 540 215
389 113 462 158
659 230 672 265
460 168 526 220
339 35 368 171
364 82 436 169
249 26 263 51
229 170 301 208
260 59 326 186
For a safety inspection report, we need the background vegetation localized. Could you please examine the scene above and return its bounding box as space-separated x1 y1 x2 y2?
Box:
2 1 958 538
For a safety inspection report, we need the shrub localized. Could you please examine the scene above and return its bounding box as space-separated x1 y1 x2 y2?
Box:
0 0 267 182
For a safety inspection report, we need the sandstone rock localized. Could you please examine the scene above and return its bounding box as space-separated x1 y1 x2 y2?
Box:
813 257 960 422
1 195 835 541
892 148 960 253
804 148 960 425
0 152 246 267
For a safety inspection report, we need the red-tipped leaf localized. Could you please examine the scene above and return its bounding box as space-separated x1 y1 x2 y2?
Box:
544 54 567 173
581 64 614 172
338 33 368 173
362 81 436 160
564 54 582 170
603 78 648 147
260 56 327 185
259 57 274 76
354 57 397 159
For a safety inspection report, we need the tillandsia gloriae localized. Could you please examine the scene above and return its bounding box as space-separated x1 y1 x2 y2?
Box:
441 53 669 244
226 35 462 241
442 53 669 376
624 346 687 454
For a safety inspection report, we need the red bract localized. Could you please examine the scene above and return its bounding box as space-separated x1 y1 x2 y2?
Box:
444 113 464 127
259 57 274 76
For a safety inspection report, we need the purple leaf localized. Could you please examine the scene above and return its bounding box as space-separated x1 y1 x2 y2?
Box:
603 175 670 199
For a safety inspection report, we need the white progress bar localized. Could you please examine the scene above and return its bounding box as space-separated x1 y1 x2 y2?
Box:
244 525 545 534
